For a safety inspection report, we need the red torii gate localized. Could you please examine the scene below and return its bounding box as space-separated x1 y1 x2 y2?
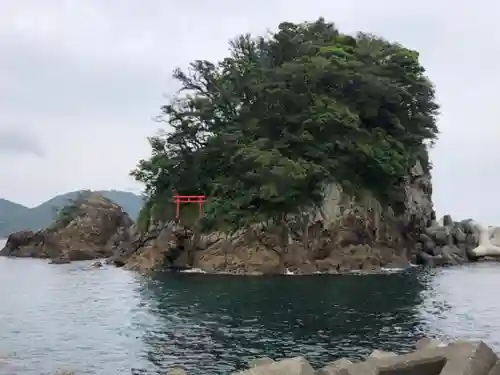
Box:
173 195 207 219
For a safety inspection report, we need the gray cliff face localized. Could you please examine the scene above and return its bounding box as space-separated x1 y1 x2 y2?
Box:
403 160 435 232
115 161 435 274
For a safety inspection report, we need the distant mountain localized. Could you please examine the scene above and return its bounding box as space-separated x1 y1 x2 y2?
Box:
0 190 144 237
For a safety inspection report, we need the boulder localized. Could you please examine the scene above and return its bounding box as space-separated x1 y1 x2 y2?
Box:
0 193 133 262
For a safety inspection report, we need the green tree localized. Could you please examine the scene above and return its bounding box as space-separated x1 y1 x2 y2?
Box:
132 18 439 232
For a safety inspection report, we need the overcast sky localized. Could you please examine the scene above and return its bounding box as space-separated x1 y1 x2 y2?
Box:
0 1 499 224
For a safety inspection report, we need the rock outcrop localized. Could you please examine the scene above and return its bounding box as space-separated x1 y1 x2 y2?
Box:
0 193 133 263
118 161 435 274
166 338 500 375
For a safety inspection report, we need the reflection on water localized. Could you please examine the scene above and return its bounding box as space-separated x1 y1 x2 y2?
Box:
0 240 500 374
136 271 426 374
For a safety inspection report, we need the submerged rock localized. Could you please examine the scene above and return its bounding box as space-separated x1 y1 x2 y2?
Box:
0 193 133 262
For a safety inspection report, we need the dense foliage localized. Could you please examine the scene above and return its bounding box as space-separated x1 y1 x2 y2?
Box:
132 18 439 232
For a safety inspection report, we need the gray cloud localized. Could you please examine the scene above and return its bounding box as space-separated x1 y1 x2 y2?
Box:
0 0 499 223
0 129 44 157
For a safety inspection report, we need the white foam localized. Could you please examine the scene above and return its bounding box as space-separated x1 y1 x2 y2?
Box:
179 265 410 276
180 268 207 274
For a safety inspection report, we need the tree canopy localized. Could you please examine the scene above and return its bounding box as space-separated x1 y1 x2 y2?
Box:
132 18 439 232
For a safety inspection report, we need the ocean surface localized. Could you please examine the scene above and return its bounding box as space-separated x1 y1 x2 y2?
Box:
1 238 500 374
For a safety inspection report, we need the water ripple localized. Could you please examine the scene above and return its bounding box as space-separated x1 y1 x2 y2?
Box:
1 249 500 374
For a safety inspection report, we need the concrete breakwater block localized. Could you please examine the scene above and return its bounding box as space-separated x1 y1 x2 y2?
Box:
232 356 315 375
225 339 500 375
247 357 275 367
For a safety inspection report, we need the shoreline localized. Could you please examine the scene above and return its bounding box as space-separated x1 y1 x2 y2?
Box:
177 264 415 276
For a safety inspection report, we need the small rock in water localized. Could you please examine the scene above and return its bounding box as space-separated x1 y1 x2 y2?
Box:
91 261 103 268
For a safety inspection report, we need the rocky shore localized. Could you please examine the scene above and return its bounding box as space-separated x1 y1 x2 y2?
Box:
113 161 435 274
165 338 500 375
2 187 500 275
108 161 500 275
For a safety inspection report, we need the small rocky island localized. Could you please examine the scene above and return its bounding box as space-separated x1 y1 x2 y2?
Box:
114 18 500 275
0 192 133 263
3 19 500 274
